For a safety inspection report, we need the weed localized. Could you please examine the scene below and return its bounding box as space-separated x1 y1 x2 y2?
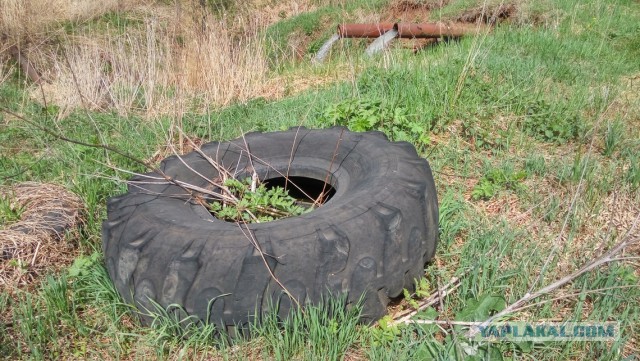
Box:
524 154 547 176
369 294 515 359
603 119 624 157
522 100 580 143
368 315 400 347
472 167 527 200
456 294 506 322
209 177 310 223
403 278 431 309
0 193 23 225
67 252 102 278
317 98 430 146
464 122 512 151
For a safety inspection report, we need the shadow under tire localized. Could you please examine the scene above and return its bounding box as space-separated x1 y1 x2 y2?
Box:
102 127 439 332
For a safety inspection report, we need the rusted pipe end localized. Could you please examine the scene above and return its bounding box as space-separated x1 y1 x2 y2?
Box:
394 22 487 38
337 23 395 38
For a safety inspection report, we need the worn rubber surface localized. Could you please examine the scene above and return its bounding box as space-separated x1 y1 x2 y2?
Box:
102 127 438 331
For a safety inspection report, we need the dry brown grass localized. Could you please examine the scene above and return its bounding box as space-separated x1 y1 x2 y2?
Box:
0 182 84 293
1 1 275 117
258 65 355 100
250 0 318 28
36 23 268 117
0 0 137 38
611 72 640 131
0 61 11 86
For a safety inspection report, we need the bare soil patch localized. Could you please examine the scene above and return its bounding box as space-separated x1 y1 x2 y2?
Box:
384 0 449 22
454 3 517 24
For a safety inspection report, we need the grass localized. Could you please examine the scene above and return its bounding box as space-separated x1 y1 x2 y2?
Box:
1 0 640 359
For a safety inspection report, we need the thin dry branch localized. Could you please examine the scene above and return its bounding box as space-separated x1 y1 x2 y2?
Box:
318 128 344 205
1 108 212 208
531 100 614 293
466 214 640 338
392 271 467 325
284 125 305 191
226 142 320 205
511 285 639 315
236 222 303 311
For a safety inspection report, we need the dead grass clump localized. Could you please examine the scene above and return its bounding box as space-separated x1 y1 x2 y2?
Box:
388 0 450 16
250 0 318 28
0 0 140 41
0 0 138 83
147 135 205 166
3 0 271 117
452 1 553 26
455 3 517 25
0 182 85 292
31 14 269 117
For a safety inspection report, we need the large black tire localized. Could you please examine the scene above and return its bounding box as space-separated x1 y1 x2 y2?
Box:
102 127 438 332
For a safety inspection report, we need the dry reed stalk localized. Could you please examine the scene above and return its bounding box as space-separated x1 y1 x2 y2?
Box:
0 61 12 86
0 0 135 36
21 5 268 117
3 0 272 116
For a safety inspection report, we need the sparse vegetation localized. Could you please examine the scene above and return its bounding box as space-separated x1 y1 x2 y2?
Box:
317 98 430 146
0 193 23 225
1 0 640 359
472 167 527 201
209 177 310 223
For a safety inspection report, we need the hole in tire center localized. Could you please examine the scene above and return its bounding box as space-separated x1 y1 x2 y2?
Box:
264 176 336 205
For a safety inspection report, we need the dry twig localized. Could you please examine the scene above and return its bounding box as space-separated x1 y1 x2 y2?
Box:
466 214 640 338
392 271 468 325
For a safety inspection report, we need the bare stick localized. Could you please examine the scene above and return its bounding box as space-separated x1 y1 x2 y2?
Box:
236 222 302 311
409 320 484 326
174 126 235 181
392 272 466 325
1 109 213 208
510 285 639 315
30 241 42 266
318 128 345 205
284 125 304 190
466 214 639 338
62 49 112 166
530 101 614 293
227 142 318 205
3 108 150 169
163 139 256 219
240 131 258 192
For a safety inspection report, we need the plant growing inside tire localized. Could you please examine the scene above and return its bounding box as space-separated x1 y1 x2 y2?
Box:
103 127 439 334
209 176 311 223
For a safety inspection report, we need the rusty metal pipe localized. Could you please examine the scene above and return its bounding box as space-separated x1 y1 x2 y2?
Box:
337 23 395 38
394 22 483 38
